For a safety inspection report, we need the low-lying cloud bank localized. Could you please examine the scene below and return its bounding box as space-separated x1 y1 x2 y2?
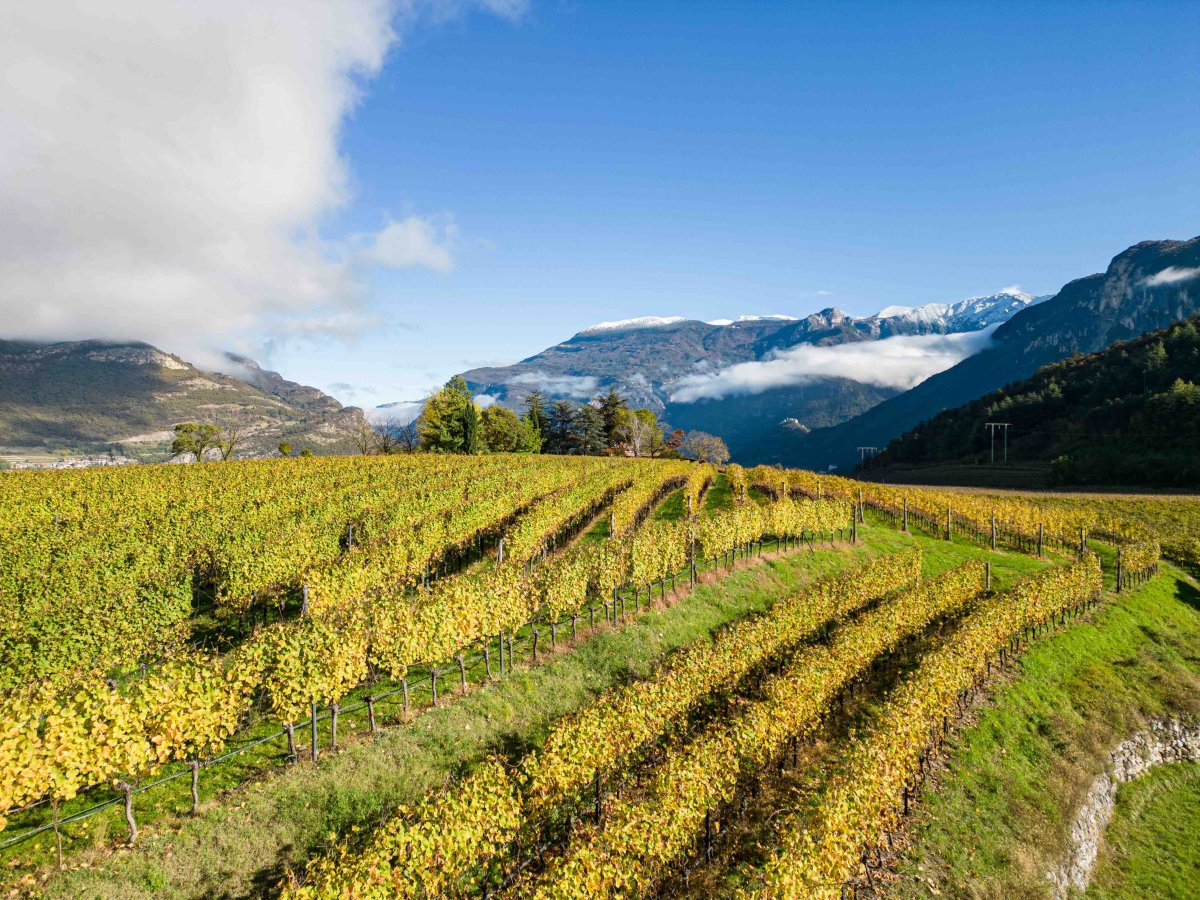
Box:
507 372 600 399
667 326 999 403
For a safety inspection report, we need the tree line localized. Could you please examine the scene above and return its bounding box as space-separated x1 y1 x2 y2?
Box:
364 376 730 463
169 376 732 464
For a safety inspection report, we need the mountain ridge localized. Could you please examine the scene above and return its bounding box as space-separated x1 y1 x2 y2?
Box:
763 235 1200 471
870 315 1200 486
0 338 366 459
450 291 1042 455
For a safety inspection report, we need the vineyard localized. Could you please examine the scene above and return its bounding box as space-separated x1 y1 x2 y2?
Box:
0 454 1196 899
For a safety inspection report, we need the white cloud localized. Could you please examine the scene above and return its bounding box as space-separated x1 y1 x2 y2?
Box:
474 393 499 409
0 1 521 362
358 216 457 272
668 327 999 403
1140 267 1200 288
367 399 424 424
507 372 601 399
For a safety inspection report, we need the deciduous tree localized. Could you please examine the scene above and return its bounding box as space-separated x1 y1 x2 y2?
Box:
481 405 527 452
171 423 221 463
680 430 730 464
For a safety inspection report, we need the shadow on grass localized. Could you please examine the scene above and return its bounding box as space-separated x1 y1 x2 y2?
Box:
1174 576 1200 613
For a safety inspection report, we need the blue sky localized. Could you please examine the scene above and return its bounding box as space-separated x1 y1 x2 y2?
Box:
5 1 1198 406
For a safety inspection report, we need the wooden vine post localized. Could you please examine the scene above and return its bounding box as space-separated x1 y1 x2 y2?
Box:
310 702 319 762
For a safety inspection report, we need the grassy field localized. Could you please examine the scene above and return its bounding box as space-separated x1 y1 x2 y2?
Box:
888 564 1200 899
1087 761 1200 899
22 517 1049 899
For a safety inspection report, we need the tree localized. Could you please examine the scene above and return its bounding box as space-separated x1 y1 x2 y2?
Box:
597 388 631 450
520 416 543 453
543 400 577 455
278 442 292 457
420 376 473 452
172 423 222 463
394 419 421 453
351 419 377 455
573 404 608 455
663 428 686 458
300 447 314 458
218 414 248 461
1142 340 1168 393
481 405 528 452
523 391 549 449
461 402 482 454
680 430 730 464
372 417 419 454
629 408 663 457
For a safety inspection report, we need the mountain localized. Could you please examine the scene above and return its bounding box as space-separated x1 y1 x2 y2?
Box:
0 339 366 459
764 236 1200 472
868 316 1200 487
457 292 1043 458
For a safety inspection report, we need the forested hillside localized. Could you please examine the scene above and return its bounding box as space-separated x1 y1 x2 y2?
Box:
872 317 1200 487
776 236 1200 472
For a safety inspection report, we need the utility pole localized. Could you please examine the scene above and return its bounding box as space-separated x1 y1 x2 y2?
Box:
857 446 879 470
985 423 1011 464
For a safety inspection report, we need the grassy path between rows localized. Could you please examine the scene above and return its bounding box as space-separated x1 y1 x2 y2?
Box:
887 563 1200 899
21 521 1048 899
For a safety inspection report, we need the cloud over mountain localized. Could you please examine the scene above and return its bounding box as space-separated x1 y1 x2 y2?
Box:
0 0 518 368
1140 266 1200 287
667 327 999 403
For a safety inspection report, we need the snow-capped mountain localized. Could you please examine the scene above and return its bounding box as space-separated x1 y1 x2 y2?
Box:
575 292 1044 341
445 288 1048 461
872 290 1046 332
580 316 688 334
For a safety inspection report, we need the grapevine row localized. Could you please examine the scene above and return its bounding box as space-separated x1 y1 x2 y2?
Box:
742 555 1103 898
518 561 987 898
281 551 920 899
0 475 845 831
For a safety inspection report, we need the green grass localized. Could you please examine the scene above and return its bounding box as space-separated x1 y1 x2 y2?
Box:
704 472 735 512
653 487 685 521
890 567 1200 899
19 522 1050 898
1087 761 1200 899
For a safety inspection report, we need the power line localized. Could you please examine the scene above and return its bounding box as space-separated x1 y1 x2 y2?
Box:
985 423 1011 464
